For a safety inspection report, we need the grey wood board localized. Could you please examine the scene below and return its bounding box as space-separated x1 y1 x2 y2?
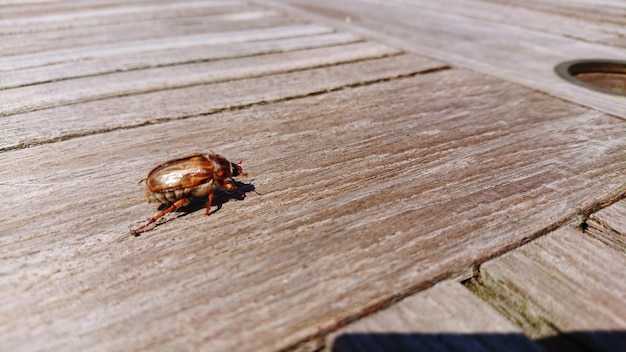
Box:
488 0 626 29
0 0 242 20
1 32 359 89
586 198 626 253
1 41 400 116
0 24 333 71
1 68 625 351
1 8 304 56
378 0 626 48
327 280 544 352
475 226 626 351
264 0 626 120
0 1 253 34
0 54 440 151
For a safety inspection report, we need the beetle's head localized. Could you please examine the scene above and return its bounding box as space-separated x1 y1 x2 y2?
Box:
230 161 245 177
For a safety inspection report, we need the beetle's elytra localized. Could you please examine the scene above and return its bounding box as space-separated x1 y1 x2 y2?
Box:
131 152 247 235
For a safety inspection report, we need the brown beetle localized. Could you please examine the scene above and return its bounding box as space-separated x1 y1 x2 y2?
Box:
132 152 247 235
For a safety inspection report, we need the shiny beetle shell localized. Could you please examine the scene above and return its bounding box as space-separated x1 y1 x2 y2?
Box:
132 152 245 235
145 153 242 203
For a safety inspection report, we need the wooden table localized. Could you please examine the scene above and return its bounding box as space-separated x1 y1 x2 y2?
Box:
1 1 625 351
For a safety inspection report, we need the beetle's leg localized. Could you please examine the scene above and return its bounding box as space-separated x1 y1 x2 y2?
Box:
132 197 190 235
219 180 245 203
237 160 249 177
222 179 244 197
205 189 214 215
219 177 243 194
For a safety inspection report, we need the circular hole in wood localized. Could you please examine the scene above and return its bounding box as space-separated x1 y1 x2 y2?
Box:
555 59 626 96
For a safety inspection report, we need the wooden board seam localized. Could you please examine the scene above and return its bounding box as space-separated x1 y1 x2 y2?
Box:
464 270 561 339
580 189 626 225
583 193 626 253
0 38 368 90
465 225 626 350
1 50 405 117
279 266 473 352
258 0 626 120
0 63 450 153
0 24 335 71
464 186 626 280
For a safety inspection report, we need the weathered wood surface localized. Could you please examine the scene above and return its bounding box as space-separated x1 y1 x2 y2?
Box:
1 4 300 56
489 0 626 42
327 281 544 352
0 24 335 72
1 1 626 351
0 1 254 34
266 0 626 119
2 67 625 351
468 226 626 351
586 198 626 253
1 30 359 89
1 41 402 116
0 54 443 151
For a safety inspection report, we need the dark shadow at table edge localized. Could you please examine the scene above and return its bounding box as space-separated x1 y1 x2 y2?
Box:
331 330 626 352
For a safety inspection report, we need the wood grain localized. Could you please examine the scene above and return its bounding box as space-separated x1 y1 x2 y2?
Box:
2 1 625 351
1 5 302 56
266 0 626 119
1 68 624 351
1 31 359 89
468 226 626 351
488 0 626 34
396 0 626 48
1 41 401 116
327 280 544 352
1 54 442 151
0 0 243 21
0 24 333 71
0 1 252 34
586 199 626 253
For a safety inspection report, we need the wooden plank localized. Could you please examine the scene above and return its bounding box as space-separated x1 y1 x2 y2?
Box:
0 0 241 20
1 31 359 89
586 198 626 253
467 226 626 351
327 281 544 352
1 42 401 116
0 24 334 71
1 7 303 56
265 0 626 120
1 54 442 151
0 1 250 34
488 0 626 30
388 0 626 48
1 68 624 351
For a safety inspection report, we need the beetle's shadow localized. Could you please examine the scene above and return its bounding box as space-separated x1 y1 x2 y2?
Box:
158 181 256 219
131 181 257 236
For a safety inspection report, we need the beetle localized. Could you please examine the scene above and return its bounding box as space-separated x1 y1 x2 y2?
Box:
131 152 247 235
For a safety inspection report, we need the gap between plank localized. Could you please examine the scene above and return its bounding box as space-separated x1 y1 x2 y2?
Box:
0 64 450 153
468 186 626 277
281 186 626 352
2 37 367 90
461 190 626 343
280 267 473 352
1 49 403 117
463 272 564 343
